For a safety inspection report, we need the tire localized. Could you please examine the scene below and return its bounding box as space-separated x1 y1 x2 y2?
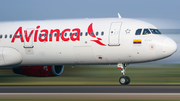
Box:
119 76 127 85
125 76 130 85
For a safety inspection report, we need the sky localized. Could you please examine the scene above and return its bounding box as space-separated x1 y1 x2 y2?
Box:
0 0 179 63
0 0 180 21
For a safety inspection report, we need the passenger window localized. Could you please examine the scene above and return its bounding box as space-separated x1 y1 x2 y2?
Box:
54 33 57 37
143 29 151 35
85 32 88 36
5 35 7 38
70 33 72 36
75 32 77 36
49 33 52 37
135 29 142 35
39 34 41 37
64 33 67 37
9 34 12 38
80 32 83 36
96 32 99 36
0 35 2 38
101 31 104 36
60 33 62 36
44 34 47 37
15 35 17 38
90 32 93 36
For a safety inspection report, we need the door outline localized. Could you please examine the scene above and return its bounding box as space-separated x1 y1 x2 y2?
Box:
23 28 34 48
108 22 122 46
74 46 96 63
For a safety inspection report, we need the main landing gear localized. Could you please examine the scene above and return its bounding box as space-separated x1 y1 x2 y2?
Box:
117 63 130 85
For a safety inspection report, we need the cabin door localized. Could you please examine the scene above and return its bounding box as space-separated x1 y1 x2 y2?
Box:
23 28 34 48
108 22 122 46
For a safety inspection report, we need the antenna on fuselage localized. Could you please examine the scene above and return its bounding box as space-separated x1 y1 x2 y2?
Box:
118 13 122 18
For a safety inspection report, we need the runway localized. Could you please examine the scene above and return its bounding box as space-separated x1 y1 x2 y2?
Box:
0 93 180 99
0 85 180 93
0 85 180 99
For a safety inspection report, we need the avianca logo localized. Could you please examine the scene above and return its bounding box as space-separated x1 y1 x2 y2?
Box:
11 23 106 46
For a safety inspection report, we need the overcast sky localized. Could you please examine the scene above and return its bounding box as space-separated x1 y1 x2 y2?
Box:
0 0 179 63
0 0 180 21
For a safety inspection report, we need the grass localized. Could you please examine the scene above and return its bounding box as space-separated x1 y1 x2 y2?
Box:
0 64 180 85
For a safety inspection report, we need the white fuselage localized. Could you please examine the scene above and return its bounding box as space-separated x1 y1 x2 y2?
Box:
0 18 177 67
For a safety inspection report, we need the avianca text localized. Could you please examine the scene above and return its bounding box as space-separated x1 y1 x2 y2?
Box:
11 23 106 46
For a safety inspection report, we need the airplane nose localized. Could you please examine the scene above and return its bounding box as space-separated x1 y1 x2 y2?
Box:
162 38 177 57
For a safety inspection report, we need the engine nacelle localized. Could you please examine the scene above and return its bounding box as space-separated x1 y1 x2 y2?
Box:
12 65 64 77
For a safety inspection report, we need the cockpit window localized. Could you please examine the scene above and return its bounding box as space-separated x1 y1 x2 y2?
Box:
135 29 142 35
150 29 161 34
143 29 151 35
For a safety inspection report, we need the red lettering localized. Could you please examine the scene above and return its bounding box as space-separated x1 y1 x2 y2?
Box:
11 27 24 43
88 23 96 38
61 29 70 41
24 30 34 42
70 28 80 41
50 29 60 42
34 26 40 42
39 29 48 42
11 23 106 46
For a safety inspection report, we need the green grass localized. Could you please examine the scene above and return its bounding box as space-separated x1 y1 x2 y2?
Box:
0 64 180 85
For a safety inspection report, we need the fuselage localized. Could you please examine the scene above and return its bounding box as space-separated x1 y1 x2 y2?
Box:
0 18 177 67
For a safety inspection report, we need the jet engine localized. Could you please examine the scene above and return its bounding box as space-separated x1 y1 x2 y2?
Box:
12 65 64 77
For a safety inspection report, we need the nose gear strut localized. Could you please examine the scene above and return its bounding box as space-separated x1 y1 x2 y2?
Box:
117 63 130 85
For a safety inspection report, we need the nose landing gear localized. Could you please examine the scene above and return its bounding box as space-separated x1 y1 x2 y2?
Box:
117 63 130 85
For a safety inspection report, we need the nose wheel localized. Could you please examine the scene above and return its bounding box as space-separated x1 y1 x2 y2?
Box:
119 76 130 85
117 63 130 85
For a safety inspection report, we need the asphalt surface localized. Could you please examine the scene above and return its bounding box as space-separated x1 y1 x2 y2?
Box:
0 85 180 93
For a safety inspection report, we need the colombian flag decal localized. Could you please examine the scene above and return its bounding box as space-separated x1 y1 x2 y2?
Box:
133 39 142 44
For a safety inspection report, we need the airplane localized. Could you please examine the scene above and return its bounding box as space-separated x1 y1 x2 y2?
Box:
0 14 177 85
